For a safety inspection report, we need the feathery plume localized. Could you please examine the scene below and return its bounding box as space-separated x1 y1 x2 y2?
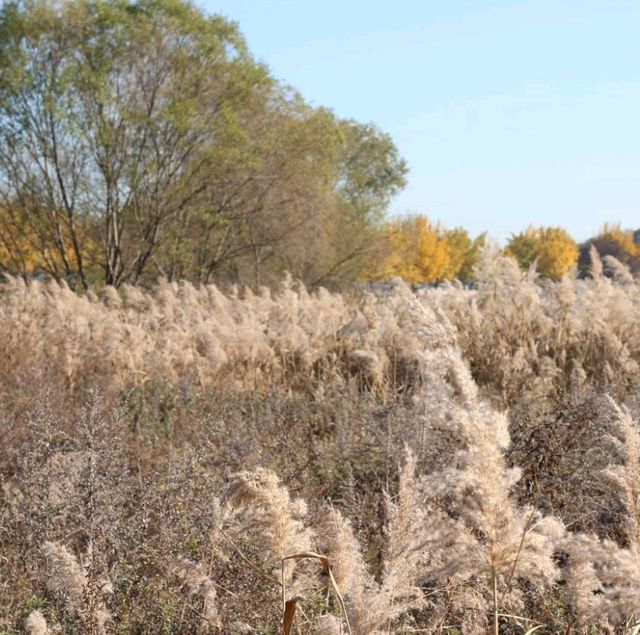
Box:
42 541 111 635
221 468 313 592
172 558 221 629
25 610 50 635
602 397 640 548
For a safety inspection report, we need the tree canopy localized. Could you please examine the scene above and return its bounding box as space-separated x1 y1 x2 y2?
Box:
0 0 407 288
578 224 640 277
1 1 633 290
505 226 578 280
368 214 485 284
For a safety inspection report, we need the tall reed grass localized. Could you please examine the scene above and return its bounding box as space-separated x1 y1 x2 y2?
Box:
2 252 640 632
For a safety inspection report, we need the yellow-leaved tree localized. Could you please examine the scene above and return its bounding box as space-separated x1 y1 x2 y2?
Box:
0 207 43 275
442 227 487 283
368 215 486 284
370 215 450 283
505 226 578 280
0 206 100 283
412 217 451 282
600 224 640 259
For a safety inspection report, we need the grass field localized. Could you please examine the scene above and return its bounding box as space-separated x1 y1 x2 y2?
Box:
3 250 640 634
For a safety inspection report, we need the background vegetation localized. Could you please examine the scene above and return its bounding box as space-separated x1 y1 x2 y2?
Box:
0 0 407 289
0 1 638 291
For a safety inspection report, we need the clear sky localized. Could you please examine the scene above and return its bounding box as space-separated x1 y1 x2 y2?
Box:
200 0 640 243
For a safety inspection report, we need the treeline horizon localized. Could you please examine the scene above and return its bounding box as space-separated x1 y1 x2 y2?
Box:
368 218 640 284
0 0 638 291
3 207 639 287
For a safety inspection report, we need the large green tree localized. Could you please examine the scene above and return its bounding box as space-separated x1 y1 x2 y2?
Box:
0 0 407 288
0 0 270 287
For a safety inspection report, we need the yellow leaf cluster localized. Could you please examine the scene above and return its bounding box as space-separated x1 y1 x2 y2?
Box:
601 224 640 258
370 215 483 284
505 226 578 280
0 208 48 273
0 207 92 276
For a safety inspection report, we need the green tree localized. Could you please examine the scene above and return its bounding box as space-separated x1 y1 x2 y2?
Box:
504 230 540 271
0 0 407 288
335 121 407 223
0 0 269 287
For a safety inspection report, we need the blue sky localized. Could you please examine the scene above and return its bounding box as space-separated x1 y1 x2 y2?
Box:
201 0 640 243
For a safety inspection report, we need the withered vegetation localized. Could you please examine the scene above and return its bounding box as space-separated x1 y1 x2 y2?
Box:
3 251 640 633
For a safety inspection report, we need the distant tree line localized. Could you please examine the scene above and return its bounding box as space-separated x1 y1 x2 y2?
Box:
0 1 637 289
577 224 640 277
366 218 640 283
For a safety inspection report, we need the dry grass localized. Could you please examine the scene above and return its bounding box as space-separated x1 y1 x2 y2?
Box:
2 253 640 632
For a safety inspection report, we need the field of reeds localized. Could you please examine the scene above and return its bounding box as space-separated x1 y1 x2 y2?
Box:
3 248 640 634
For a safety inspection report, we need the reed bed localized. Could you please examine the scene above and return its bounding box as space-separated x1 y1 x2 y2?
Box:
3 251 640 633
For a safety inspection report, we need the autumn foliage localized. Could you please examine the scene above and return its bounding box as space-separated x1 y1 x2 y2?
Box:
504 225 579 279
370 214 485 284
0 0 406 290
